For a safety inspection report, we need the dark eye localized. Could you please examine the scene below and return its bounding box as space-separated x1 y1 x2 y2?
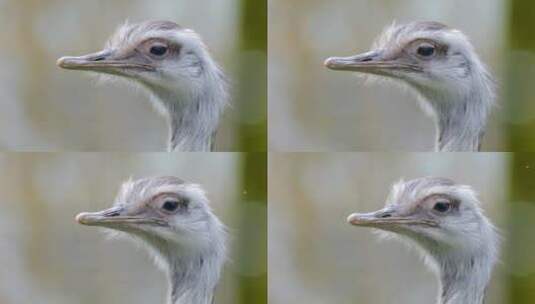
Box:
433 201 451 213
417 45 435 57
162 200 179 212
150 45 168 56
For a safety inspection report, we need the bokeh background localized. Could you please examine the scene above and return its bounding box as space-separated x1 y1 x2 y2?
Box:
269 0 535 151
0 153 267 304
269 153 518 304
0 0 266 151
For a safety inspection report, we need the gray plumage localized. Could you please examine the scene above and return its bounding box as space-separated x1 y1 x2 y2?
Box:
76 176 227 304
58 20 228 151
347 177 499 304
325 21 495 151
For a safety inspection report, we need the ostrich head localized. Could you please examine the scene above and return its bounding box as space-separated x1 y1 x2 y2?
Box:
347 177 498 304
325 21 495 151
76 176 226 304
58 21 228 151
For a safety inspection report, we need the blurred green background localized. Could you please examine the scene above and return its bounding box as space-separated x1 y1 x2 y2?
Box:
508 1 535 302
0 152 267 304
0 0 266 151
268 0 535 152
510 154 535 303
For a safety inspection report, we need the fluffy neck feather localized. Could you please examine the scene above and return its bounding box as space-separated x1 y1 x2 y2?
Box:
431 250 494 304
149 71 227 152
166 250 219 304
125 227 225 304
417 68 494 152
141 238 224 304
415 228 497 304
394 220 497 304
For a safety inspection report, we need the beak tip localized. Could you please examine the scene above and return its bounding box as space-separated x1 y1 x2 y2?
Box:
347 213 358 225
75 212 89 225
324 57 336 69
56 57 69 69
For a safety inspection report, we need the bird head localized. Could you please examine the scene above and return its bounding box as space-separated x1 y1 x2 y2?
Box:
347 177 497 258
58 20 225 101
76 176 226 263
325 21 493 100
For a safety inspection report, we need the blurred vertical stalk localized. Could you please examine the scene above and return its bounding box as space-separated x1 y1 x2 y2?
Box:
237 0 267 151
508 0 535 302
236 152 267 304
235 0 267 302
508 153 535 303
507 0 535 150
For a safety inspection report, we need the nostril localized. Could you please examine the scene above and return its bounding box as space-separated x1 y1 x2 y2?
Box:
361 57 373 62
380 213 392 218
106 210 120 217
93 56 105 61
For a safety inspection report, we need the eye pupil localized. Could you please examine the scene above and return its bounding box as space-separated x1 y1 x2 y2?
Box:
162 201 179 212
150 45 168 56
433 202 451 213
417 45 435 57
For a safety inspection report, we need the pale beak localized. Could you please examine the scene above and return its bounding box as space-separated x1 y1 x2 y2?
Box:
76 206 167 227
325 50 421 74
57 49 155 73
347 208 438 228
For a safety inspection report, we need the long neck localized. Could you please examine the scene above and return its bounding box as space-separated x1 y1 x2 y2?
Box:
433 97 486 152
135 233 224 304
167 257 214 304
417 74 493 152
435 255 492 304
164 248 223 304
151 76 226 152
417 238 498 304
423 91 487 152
